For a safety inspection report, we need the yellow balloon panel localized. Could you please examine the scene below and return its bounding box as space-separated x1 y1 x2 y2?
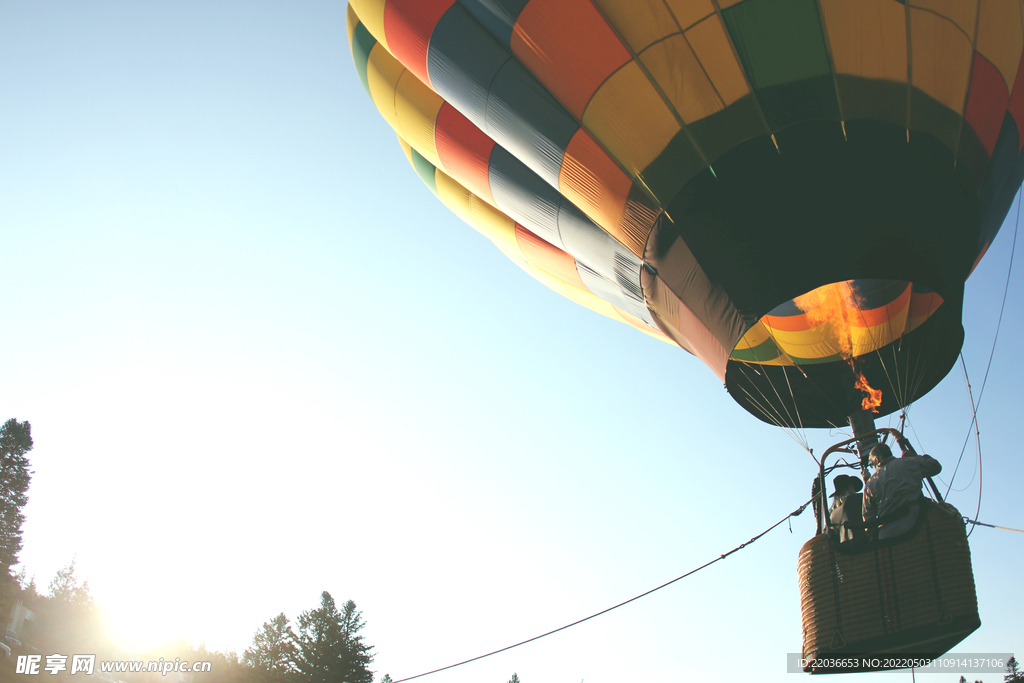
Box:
581 61 683 177
684 14 751 108
365 42 405 133
820 0 908 83
639 34 724 123
909 8 974 113
590 0 677 52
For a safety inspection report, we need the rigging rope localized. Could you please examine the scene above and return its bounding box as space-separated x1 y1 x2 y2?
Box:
392 499 813 683
968 419 983 539
943 188 1019 528
941 357 982 493
972 188 1020 419
734 365 813 454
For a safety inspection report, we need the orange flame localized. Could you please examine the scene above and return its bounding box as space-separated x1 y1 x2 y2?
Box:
792 281 862 360
794 282 883 412
855 372 883 413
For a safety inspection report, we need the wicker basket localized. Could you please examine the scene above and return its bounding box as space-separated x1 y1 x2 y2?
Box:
798 502 980 674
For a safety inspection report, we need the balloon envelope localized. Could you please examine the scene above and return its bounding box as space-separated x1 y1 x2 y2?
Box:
348 0 1024 429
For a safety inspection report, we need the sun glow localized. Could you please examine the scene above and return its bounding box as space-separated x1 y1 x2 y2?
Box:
99 598 189 655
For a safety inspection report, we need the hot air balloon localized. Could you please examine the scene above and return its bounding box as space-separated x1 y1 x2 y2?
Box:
345 0 1022 672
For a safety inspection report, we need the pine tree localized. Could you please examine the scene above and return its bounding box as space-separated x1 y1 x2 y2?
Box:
1006 656 1024 683
338 599 374 683
243 613 298 683
0 418 33 574
293 592 374 683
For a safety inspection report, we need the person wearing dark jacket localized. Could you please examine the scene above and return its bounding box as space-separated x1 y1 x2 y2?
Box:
862 443 942 539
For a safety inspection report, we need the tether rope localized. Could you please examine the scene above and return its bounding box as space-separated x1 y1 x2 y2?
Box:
391 499 813 683
961 518 1024 534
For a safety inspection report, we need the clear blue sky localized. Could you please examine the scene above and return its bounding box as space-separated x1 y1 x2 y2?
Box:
1 3 1020 682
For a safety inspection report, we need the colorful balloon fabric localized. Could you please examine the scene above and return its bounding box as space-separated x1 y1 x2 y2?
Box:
348 0 1024 429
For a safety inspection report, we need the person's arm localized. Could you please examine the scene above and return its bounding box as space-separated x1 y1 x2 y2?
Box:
918 454 942 477
862 484 876 523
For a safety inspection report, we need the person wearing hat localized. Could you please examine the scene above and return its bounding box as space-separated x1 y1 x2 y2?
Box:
862 443 942 540
829 474 864 543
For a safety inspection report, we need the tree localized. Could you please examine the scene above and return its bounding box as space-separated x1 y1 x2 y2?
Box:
244 613 298 683
0 418 33 575
38 560 101 654
14 566 40 599
508 675 521 683
293 592 374 683
48 560 95 610
337 599 374 683
189 644 257 683
1006 656 1024 683
0 419 35 639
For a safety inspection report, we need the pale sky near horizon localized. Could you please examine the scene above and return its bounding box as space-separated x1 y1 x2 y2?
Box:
1 3 1022 683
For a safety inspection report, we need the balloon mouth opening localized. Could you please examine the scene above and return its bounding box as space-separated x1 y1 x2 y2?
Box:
729 279 945 367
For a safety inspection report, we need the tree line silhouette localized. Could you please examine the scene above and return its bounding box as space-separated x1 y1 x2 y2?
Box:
0 418 529 683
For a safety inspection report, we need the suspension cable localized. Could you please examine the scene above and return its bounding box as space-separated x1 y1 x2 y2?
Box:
734 364 811 453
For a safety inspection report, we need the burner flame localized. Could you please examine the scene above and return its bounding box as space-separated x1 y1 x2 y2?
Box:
794 282 884 413
855 372 883 413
